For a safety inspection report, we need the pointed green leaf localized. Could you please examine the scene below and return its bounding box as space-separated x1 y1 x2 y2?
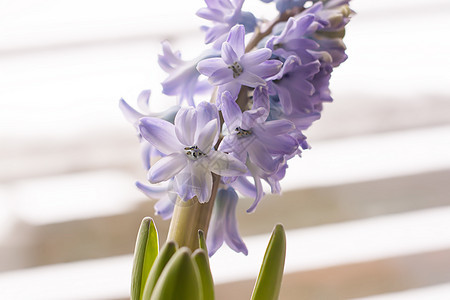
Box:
131 217 159 300
192 249 215 300
150 247 201 300
142 241 177 300
198 230 208 254
251 224 286 300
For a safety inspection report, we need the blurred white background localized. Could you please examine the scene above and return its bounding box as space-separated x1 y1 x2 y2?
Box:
1 0 450 299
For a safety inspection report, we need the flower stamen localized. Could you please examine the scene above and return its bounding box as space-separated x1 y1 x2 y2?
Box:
228 62 243 78
235 127 252 137
184 145 206 159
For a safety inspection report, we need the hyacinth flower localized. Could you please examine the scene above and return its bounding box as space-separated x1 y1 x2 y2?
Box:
266 15 321 63
138 101 247 203
158 41 219 106
197 0 257 49
197 24 282 103
119 90 179 170
267 55 320 115
207 187 248 256
218 91 298 211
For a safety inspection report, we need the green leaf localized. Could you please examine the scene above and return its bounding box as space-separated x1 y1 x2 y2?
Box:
131 217 159 300
142 241 178 300
192 249 215 300
198 230 208 254
251 224 286 300
150 247 201 300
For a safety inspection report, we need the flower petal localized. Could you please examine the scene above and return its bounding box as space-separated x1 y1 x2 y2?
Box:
135 181 168 199
206 151 247 176
136 89 152 112
260 119 295 135
224 188 248 255
245 60 283 79
196 101 220 143
237 71 266 88
221 91 242 131
241 107 266 129
240 48 272 66
119 98 144 125
175 107 197 146
154 192 176 220
221 42 238 65
139 117 182 155
196 119 218 153
226 25 245 58
209 67 234 85
247 140 277 174
197 57 227 77
148 152 187 183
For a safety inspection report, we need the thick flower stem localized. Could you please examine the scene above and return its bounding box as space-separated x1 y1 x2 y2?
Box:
167 173 221 250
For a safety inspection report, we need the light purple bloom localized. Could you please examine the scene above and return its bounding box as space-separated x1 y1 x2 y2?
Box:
159 41 218 106
219 91 298 170
197 25 282 103
266 15 319 63
138 102 247 203
267 55 320 115
119 90 179 169
207 187 248 256
197 0 256 48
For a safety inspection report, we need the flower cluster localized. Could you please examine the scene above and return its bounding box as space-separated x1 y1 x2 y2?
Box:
121 0 353 255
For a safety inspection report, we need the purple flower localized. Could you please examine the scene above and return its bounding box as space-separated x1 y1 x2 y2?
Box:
197 25 282 103
197 0 256 48
138 102 247 203
159 41 218 106
207 187 248 256
219 91 298 171
119 90 179 169
266 15 319 63
268 55 320 115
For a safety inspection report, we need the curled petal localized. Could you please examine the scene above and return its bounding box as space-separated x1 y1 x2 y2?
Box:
135 181 168 199
119 98 144 125
224 189 248 255
137 89 151 112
